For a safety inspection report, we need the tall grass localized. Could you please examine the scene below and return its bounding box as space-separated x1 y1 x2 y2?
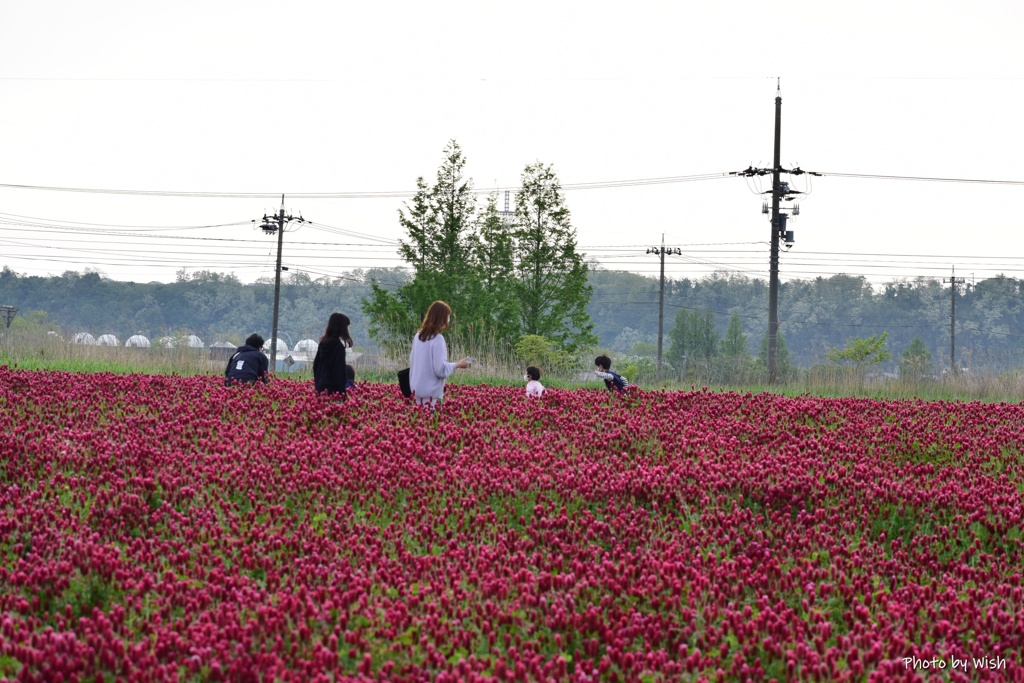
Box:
0 329 215 375
3 327 1022 402
652 365 1024 403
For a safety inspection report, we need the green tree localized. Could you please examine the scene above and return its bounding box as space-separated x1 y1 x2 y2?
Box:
756 331 795 380
899 336 934 380
666 307 718 380
363 140 479 349
687 308 718 361
513 162 596 353
721 312 748 358
514 334 574 374
666 308 692 367
718 311 751 382
471 193 522 343
826 332 892 371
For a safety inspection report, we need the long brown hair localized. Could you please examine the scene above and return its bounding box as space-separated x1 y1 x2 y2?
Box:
417 301 452 342
321 312 354 347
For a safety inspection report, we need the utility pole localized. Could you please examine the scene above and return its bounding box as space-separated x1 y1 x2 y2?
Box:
498 190 514 224
257 195 305 370
646 237 681 383
943 267 965 373
732 80 816 384
767 90 783 385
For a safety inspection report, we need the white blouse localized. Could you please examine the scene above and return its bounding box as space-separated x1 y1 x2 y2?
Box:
409 333 456 406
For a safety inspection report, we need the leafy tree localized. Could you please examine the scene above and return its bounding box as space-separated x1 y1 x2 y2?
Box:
826 332 892 370
470 193 522 343
688 308 718 361
666 307 718 380
619 356 657 385
131 294 166 333
666 308 692 367
363 140 479 349
632 341 658 357
8 309 49 333
513 162 596 353
721 312 748 358
612 326 645 354
362 281 417 356
899 336 934 380
718 311 751 382
756 331 796 380
179 270 243 327
513 334 574 374
669 308 718 359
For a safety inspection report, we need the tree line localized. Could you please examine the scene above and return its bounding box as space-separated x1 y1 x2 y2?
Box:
4 266 1019 374
590 269 1024 375
5 264 1022 376
3 139 1023 376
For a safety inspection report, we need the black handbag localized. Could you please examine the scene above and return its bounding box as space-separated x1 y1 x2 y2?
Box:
397 368 412 398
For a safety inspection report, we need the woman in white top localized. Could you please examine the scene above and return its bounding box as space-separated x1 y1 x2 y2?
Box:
408 301 472 407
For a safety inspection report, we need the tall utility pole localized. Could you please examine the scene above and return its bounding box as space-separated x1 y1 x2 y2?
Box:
646 237 681 383
732 80 816 383
257 195 305 370
498 190 514 224
943 267 966 373
767 90 783 384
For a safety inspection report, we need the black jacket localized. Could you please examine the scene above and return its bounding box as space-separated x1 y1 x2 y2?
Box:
313 337 347 396
225 344 269 385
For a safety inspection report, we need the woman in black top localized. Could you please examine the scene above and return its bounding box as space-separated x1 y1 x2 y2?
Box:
313 312 353 397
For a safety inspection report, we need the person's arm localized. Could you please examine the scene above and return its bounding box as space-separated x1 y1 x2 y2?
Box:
595 371 614 380
431 335 457 379
224 353 236 379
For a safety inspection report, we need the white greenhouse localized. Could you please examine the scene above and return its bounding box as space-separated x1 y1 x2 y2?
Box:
125 335 151 348
72 332 97 345
292 339 319 357
96 334 120 347
155 335 204 348
262 338 289 354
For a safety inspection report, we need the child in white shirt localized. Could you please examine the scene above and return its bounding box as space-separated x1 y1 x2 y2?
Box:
525 366 545 398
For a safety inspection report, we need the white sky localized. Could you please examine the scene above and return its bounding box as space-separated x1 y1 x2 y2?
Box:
1 1 1022 288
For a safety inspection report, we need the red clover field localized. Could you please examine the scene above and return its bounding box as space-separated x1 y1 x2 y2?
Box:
1 367 1022 682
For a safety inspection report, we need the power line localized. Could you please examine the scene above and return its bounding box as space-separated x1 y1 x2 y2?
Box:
11 216 1024 268
0 212 249 231
3 169 1021 199
0 172 732 199
815 171 1024 186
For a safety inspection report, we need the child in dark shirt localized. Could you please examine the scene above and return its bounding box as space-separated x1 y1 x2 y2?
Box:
594 355 629 394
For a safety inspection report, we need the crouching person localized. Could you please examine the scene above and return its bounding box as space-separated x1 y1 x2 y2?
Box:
225 333 270 386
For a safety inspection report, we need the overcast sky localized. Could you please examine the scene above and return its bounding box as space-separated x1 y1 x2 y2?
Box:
1 1 1022 288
